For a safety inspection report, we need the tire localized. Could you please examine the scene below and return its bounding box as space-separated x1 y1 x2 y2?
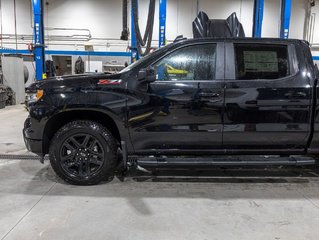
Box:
49 120 117 185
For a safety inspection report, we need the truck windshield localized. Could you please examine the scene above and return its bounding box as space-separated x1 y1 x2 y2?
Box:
120 46 168 73
120 59 141 73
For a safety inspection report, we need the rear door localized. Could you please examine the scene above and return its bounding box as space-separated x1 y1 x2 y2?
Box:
223 41 312 153
127 42 225 154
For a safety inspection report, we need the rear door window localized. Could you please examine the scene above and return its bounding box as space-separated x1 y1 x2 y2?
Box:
234 44 290 80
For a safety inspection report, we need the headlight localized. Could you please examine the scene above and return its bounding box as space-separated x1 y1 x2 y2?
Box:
26 90 44 103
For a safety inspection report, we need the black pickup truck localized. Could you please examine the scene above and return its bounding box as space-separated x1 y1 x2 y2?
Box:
24 38 319 185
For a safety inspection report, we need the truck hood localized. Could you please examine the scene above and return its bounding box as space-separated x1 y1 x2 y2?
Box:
27 72 123 92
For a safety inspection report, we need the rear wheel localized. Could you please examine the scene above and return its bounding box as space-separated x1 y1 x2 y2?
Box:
49 121 117 185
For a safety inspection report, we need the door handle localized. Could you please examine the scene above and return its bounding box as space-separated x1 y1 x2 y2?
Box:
245 100 258 105
199 92 220 98
285 92 307 98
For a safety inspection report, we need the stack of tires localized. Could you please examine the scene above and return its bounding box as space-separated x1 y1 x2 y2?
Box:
0 86 7 109
0 92 5 109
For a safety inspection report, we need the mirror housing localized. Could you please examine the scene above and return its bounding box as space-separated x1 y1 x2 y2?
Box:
138 68 156 83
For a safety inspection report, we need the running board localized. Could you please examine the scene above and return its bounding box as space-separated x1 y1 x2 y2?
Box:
133 155 316 168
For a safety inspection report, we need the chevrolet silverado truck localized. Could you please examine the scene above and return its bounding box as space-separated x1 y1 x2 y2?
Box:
24 38 319 185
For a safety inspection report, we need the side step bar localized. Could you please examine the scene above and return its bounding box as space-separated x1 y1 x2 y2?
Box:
133 155 316 168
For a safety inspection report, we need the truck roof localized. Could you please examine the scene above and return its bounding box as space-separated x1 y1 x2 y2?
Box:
173 37 307 45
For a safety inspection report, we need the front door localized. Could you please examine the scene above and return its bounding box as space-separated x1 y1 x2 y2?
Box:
223 41 312 153
127 42 225 155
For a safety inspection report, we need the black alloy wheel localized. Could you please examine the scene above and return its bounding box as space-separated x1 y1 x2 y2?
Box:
49 121 117 185
60 133 105 179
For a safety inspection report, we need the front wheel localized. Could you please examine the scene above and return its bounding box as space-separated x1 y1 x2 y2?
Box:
49 121 117 185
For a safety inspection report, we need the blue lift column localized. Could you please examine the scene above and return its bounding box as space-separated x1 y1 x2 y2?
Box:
32 0 45 80
252 0 264 38
280 0 292 39
159 0 167 48
131 1 138 62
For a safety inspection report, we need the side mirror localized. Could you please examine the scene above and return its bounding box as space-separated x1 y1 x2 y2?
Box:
138 68 156 83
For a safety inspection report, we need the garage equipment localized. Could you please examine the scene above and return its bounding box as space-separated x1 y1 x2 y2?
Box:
1 55 25 104
253 0 264 37
193 11 245 38
121 0 129 41
131 0 156 56
0 84 14 107
280 0 292 39
0 85 6 109
75 56 84 74
45 60 56 77
32 0 45 80
24 61 36 88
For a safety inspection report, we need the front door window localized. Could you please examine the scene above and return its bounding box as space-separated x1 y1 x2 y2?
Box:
153 44 217 81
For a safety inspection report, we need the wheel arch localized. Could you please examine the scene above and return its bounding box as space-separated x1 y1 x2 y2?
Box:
43 109 124 155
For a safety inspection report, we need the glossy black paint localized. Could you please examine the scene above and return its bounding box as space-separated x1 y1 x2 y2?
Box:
223 40 312 153
127 80 225 153
24 73 131 155
127 42 225 154
23 38 319 159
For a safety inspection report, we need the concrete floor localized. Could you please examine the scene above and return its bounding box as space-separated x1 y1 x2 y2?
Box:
1 105 319 240
0 105 29 155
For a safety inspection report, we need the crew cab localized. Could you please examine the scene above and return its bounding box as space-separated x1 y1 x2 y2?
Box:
24 38 319 185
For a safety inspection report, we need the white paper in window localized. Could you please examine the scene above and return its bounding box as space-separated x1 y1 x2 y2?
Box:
243 51 278 73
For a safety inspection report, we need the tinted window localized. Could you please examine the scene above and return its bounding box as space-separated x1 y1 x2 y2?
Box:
153 44 216 81
235 44 289 80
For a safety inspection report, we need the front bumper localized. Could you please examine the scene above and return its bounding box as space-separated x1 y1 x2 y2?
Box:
23 117 44 156
23 134 43 156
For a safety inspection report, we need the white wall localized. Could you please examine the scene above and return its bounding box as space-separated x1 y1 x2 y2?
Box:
290 0 308 39
262 0 281 37
46 0 122 39
0 0 315 52
1 0 32 35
